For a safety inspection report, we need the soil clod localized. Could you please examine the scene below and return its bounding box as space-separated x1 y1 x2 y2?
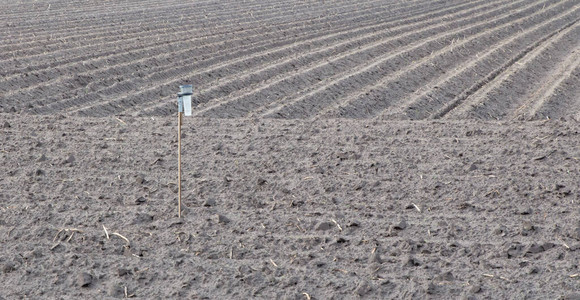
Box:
212 214 230 224
134 196 146 205
2 262 16 274
77 272 93 288
404 256 421 267
354 281 372 297
63 154 75 165
203 199 216 207
469 285 482 294
521 221 535 235
392 218 407 230
368 249 383 264
315 221 333 231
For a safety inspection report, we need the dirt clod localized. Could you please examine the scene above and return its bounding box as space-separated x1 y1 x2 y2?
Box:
404 256 421 267
212 214 230 224
392 218 407 230
2 262 16 274
77 272 93 288
63 154 75 165
315 221 333 231
469 285 482 294
368 250 383 264
135 176 145 184
563 293 580 300
354 281 372 296
107 283 124 298
117 268 131 277
134 196 146 205
203 199 216 207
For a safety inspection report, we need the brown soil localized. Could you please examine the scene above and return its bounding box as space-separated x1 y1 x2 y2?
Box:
1 0 580 298
1 114 580 299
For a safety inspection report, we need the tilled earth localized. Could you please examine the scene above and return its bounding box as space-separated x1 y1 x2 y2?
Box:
2 0 580 298
1 114 579 299
1 0 579 120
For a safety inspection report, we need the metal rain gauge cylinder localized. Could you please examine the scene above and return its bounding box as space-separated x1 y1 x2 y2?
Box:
178 84 193 116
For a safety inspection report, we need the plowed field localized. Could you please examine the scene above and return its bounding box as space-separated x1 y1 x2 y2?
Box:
2 0 579 120
1 0 580 299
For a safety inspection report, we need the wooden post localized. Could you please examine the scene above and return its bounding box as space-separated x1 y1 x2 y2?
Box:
178 111 182 218
177 84 192 219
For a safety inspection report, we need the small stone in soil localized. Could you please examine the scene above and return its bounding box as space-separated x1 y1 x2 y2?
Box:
526 244 544 254
569 243 580 251
493 225 507 236
569 227 580 240
257 178 267 186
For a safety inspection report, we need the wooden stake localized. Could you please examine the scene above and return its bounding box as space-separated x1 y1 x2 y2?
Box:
177 84 192 219
178 112 182 218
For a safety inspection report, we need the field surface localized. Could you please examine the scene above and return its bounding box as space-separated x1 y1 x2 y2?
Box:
1 0 579 120
1 0 580 299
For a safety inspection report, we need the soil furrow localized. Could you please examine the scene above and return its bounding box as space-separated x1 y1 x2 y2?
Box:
3 9 440 110
531 59 580 121
0 0 411 70
191 0 525 118
0 0 360 55
319 0 575 120
0 0 316 39
367 2 580 121
16 0 475 115
140 0 497 116
255 0 556 119
436 17 580 120
0 0 447 93
65 0 497 117
515 45 580 120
